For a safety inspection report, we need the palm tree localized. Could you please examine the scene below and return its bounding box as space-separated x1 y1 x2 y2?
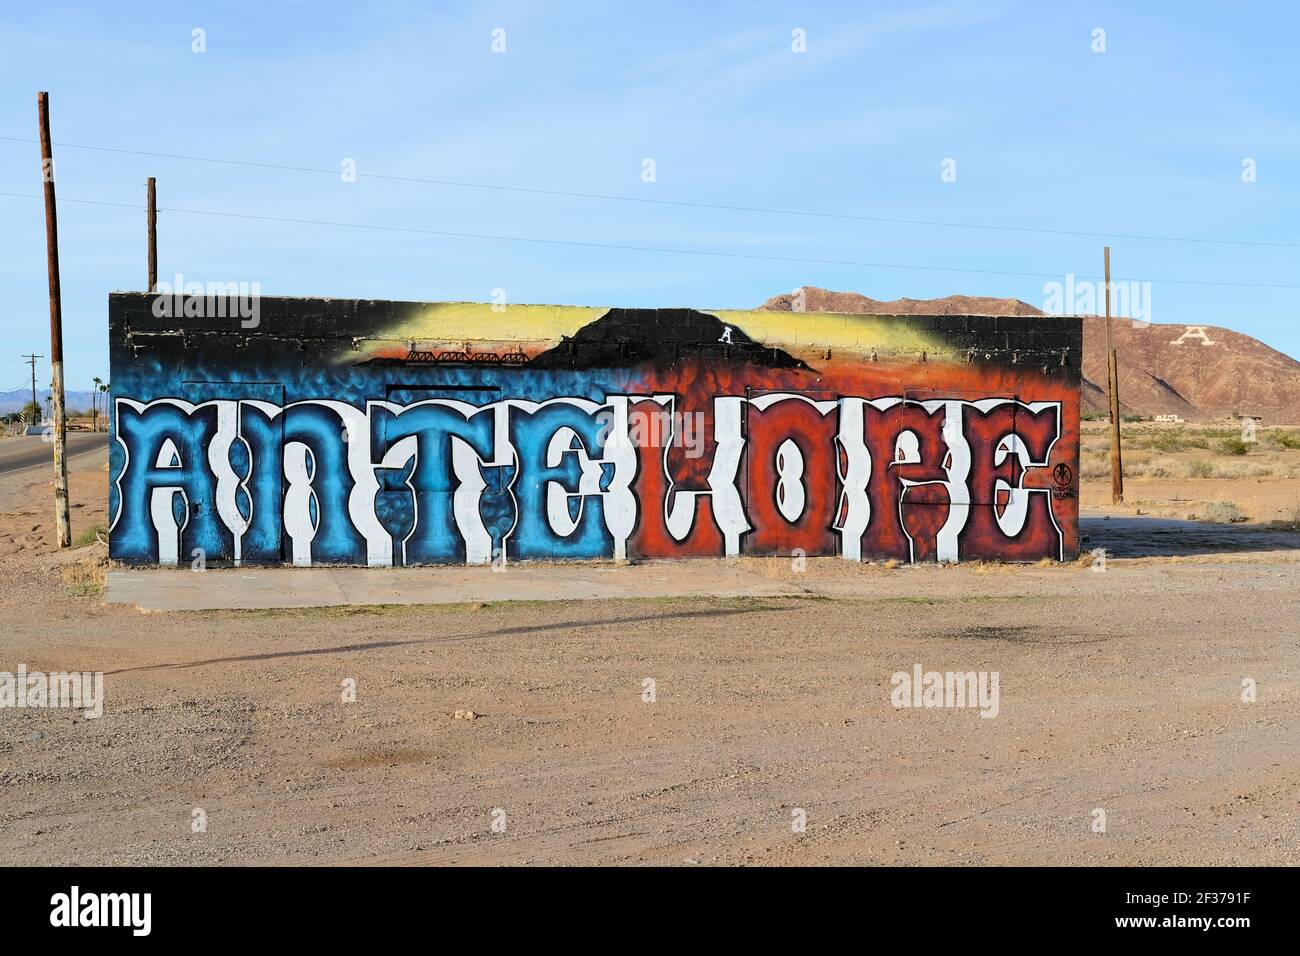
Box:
92 377 103 431
99 380 110 432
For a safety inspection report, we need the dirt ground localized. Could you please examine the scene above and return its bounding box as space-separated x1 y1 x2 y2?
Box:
1 437 1298 865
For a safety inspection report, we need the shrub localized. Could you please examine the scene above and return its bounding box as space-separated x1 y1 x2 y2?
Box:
1216 438 1249 456
1200 501 1245 524
61 556 106 596
1080 460 1109 480
1149 433 1208 452
1187 459 1215 478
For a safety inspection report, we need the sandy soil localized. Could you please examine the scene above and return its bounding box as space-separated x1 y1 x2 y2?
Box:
1 439 1298 866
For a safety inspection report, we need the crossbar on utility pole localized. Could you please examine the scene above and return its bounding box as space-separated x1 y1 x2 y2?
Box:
1104 246 1124 504
37 91 71 548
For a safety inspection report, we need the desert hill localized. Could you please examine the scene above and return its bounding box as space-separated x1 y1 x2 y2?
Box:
758 287 1300 423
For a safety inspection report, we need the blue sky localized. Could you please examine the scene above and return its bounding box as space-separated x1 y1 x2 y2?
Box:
1 0 1298 393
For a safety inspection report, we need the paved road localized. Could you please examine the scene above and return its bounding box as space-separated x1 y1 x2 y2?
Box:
0 433 107 475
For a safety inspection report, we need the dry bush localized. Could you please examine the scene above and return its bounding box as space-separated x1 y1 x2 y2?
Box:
1197 501 1246 524
60 554 107 597
1146 433 1209 453
1263 430 1300 451
1080 454 1109 480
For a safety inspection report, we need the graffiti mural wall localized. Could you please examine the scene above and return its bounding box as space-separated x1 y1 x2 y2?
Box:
108 294 1081 567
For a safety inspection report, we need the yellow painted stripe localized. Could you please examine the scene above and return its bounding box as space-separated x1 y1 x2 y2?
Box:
361 302 952 360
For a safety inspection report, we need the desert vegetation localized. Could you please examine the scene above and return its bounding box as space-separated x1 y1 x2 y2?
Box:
1079 420 1300 525
1080 422 1300 480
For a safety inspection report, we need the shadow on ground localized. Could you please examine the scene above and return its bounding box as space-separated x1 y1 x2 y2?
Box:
104 604 790 675
1081 514 1300 558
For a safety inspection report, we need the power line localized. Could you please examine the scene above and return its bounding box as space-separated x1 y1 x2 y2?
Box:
2 190 1298 291
0 134 1296 251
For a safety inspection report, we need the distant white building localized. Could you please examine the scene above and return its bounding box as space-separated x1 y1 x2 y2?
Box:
1154 414 1184 423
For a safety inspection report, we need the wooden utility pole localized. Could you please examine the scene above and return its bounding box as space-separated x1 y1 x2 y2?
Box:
147 176 157 291
92 376 103 432
37 91 71 548
1104 246 1124 504
22 354 43 422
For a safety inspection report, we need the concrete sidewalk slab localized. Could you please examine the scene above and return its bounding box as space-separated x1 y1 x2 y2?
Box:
106 561 810 611
103 515 1300 612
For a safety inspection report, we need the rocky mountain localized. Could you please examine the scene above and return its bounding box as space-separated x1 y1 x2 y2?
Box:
759 287 1300 423
761 288 1045 318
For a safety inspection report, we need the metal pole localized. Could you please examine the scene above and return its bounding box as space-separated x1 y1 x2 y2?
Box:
147 176 157 292
1104 246 1124 504
37 91 72 548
